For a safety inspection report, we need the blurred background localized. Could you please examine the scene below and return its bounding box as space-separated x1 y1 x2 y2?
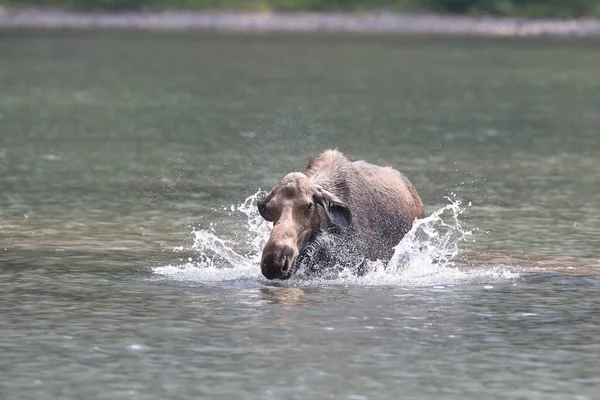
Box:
1 0 600 17
2 1 599 261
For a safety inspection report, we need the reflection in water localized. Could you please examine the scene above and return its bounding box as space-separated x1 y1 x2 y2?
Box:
260 287 311 307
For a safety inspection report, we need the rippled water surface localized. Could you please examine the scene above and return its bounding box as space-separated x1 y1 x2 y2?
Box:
1 31 600 399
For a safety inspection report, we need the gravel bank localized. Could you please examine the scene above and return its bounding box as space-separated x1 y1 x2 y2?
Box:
1 8 600 37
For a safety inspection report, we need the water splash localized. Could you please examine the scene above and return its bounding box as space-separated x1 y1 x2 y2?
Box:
153 192 518 286
333 199 518 286
153 191 269 283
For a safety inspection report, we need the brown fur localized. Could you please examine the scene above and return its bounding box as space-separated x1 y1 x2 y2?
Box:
258 149 424 280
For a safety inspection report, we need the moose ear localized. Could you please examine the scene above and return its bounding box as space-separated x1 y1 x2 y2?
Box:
326 202 352 228
314 188 352 228
257 194 273 222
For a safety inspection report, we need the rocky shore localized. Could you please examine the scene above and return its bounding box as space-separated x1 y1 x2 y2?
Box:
1 8 600 37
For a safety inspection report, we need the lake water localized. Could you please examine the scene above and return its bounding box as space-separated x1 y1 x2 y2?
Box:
1 31 600 399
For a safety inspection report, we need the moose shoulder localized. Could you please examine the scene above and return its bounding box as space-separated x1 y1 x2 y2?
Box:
257 149 424 280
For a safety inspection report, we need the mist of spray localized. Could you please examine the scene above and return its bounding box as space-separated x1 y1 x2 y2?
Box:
153 192 518 286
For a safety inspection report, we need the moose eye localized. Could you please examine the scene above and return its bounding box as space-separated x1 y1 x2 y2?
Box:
307 202 314 211
258 200 273 221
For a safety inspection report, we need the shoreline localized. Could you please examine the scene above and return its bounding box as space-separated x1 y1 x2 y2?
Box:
1 8 600 37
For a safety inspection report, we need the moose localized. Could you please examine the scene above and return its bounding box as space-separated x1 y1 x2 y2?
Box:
257 149 424 280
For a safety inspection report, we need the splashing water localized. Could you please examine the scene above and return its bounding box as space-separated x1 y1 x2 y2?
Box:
153 192 518 286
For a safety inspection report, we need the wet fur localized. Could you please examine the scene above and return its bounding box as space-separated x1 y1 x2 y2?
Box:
304 149 424 266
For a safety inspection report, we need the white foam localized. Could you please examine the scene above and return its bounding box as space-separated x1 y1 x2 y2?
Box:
152 192 519 286
153 261 260 282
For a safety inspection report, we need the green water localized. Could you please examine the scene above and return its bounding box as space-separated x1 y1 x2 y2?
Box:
1 31 600 399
